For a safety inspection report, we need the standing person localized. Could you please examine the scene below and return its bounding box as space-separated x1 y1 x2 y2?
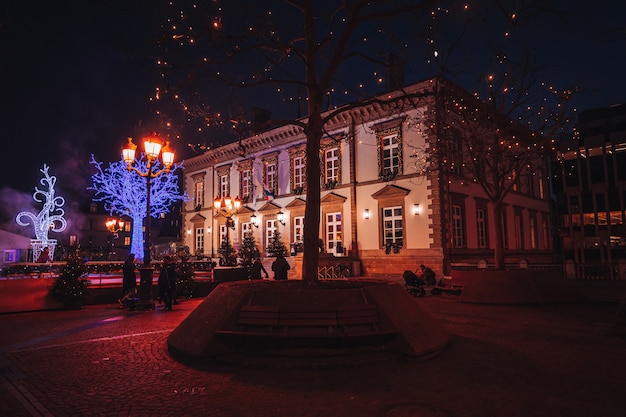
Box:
250 257 269 280
271 253 291 280
158 256 176 311
37 247 51 263
119 254 137 310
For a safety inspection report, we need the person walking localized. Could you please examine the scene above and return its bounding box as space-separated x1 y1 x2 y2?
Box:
158 256 177 311
249 257 269 280
271 253 291 280
118 254 137 310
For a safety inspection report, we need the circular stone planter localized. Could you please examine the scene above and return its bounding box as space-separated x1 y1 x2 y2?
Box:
167 279 450 367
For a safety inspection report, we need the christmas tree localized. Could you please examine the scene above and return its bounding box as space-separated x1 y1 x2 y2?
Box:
174 253 195 299
239 231 260 268
217 236 238 266
267 230 287 258
49 256 89 309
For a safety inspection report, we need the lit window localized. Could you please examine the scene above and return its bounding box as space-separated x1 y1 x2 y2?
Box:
452 204 465 248
325 148 339 183
381 133 400 177
382 206 403 247
293 156 305 190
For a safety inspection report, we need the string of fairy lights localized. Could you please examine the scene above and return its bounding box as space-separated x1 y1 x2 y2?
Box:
147 0 578 186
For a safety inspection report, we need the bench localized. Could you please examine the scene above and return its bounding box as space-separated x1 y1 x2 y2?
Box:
214 303 398 347
431 276 463 295
278 310 337 335
237 305 279 328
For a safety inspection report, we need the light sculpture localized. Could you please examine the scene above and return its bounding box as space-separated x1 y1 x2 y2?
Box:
16 164 67 262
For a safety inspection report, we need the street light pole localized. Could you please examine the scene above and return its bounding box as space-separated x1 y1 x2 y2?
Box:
122 135 175 311
213 195 241 266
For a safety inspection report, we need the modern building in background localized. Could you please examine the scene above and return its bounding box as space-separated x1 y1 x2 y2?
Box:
554 103 626 265
182 77 553 278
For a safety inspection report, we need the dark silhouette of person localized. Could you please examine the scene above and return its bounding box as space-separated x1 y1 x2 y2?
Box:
122 254 137 295
271 253 291 280
418 264 437 286
250 257 269 279
158 256 177 311
37 247 51 263
118 254 137 310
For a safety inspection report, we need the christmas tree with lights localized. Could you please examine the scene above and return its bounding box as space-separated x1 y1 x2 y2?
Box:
49 256 89 309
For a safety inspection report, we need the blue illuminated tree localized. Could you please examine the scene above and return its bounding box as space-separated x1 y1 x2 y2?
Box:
89 155 187 261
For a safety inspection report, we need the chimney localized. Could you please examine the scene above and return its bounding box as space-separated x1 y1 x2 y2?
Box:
250 107 271 134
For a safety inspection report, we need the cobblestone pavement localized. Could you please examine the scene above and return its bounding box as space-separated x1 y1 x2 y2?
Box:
1 293 625 417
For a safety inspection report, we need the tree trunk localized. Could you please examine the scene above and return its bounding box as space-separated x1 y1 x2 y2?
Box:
132 215 144 261
302 111 323 285
492 200 506 269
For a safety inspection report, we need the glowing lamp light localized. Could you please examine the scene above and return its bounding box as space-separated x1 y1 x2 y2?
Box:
277 211 286 225
364 209 370 220
143 135 163 160
160 141 175 169
122 137 137 165
105 217 125 234
213 196 222 210
250 213 259 228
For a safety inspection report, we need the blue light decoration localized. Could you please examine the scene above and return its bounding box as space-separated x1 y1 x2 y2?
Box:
89 155 187 261
15 164 67 261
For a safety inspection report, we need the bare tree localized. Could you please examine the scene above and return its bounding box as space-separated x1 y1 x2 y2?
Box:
155 0 576 279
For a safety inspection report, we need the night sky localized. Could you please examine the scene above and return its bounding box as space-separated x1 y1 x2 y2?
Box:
1 0 625 199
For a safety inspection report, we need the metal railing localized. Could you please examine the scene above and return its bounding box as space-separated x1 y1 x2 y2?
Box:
450 261 625 281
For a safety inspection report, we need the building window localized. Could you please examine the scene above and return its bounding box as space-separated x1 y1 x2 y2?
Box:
476 208 488 249
219 174 229 198
241 222 253 242
293 216 304 244
325 147 340 184
195 227 204 255
529 215 537 249
452 204 465 248
241 169 252 201
293 156 305 191
514 210 524 249
326 212 343 254
380 132 400 178
264 162 277 196
194 180 204 209
382 206 403 247
124 236 131 246
265 219 277 254
219 224 228 245
538 174 545 199
542 215 550 250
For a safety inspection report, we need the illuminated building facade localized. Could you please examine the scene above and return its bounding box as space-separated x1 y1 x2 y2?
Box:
183 78 553 278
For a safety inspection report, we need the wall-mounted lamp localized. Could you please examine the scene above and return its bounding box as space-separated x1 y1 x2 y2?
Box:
250 213 259 228
206 226 211 234
413 204 421 216
186 228 191 235
363 209 370 220
276 211 286 226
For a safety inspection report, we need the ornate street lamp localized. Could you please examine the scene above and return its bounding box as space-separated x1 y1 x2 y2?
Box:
213 195 241 265
105 217 125 235
122 135 175 310
105 217 125 261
